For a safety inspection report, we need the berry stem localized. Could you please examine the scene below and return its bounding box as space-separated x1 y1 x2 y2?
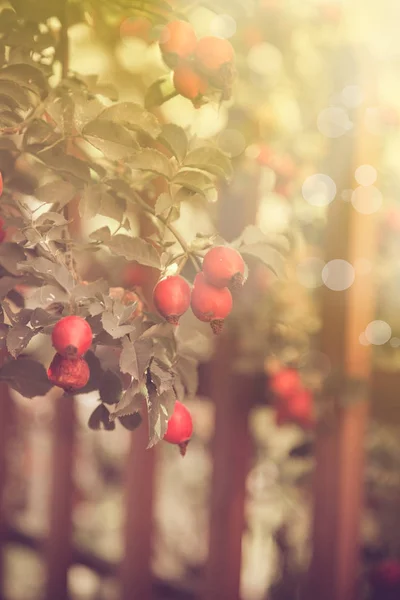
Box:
130 190 202 272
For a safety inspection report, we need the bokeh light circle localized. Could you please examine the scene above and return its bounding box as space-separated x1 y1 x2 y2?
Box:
322 259 355 291
317 107 353 138
247 43 283 77
302 173 336 207
351 185 382 214
390 337 400 348
364 320 392 345
341 85 364 108
296 257 325 289
355 164 377 186
209 14 237 39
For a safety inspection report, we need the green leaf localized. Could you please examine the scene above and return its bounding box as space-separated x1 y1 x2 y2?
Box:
0 80 31 110
111 381 144 419
89 226 112 243
173 169 214 197
239 243 286 278
18 257 74 291
0 63 47 97
29 284 69 306
0 243 26 275
6 325 37 358
23 118 60 149
30 308 58 328
88 403 115 431
155 192 175 215
71 279 108 301
119 336 153 381
158 124 188 162
0 276 22 299
37 145 91 183
183 146 233 180
128 148 175 180
108 234 161 268
149 358 174 394
83 118 140 159
101 312 135 339
145 76 177 109
146 385 176 448
35 180 77 209
0 357 53 398
97 102 161 139
173 356 198 398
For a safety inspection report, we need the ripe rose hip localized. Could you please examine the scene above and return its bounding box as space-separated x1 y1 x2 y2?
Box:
52 315 93 358
270 369 301 398
163 400 193 456
190 272 233 334
173 64 208 104
195 36 235 73
153 275 191 325
48 354 90 392
159 20 197 66
122 262 158 289
202 246 245 289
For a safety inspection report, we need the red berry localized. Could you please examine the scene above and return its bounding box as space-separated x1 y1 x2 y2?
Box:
202 246 245 289
173 64 208 102
190 272 233 334
195 36 235 73
270 369 301 398
159 20 197 66
163 400 193 456
153 275 191 325
288 390 315 429
48 354 90 392
51 316 93 358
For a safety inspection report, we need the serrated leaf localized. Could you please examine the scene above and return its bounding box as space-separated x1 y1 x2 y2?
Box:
158 124 188 162
119 337 153 381
108 235 161 268
71 279 108 301
149 358 174 394
99 370 123 405
29 284 69 306
101 312 135 339
83 118 139 159
129 148 175 180
30 308 58 328
34 212 69 228
173 356 198 398
6 325 37 358
37 145 91 183
173 169 214 196
146 385 176 448
0 63 47 97
0 243 25 275
239 243 286 278
118 412 142 431
0 358 53 398
183 146 233 180
88 403 115 431
111 381 144 419
140 322 176 341
35 180 76 209
89 226 111 243
97 102 161 138
155 192 175 215
18 257 74 291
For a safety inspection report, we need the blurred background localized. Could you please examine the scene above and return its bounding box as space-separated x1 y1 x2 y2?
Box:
2 0 400 599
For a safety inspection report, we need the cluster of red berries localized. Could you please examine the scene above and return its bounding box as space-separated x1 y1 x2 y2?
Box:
48 316 93 393
159 20 235 106
153 245 245 334
270 368 315 429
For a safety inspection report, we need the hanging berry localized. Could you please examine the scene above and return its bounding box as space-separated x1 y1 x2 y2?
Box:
48 354 90 392
173 64 208 106
51 316 93 358
202 246 245 289
153 275 191 325
159 20 197 67
163 400 193 456
190 272 233 334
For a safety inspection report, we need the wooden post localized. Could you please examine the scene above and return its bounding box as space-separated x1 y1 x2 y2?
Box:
45 394 75 600
120 424 155 600
202 335 255 600
308 47 378 600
